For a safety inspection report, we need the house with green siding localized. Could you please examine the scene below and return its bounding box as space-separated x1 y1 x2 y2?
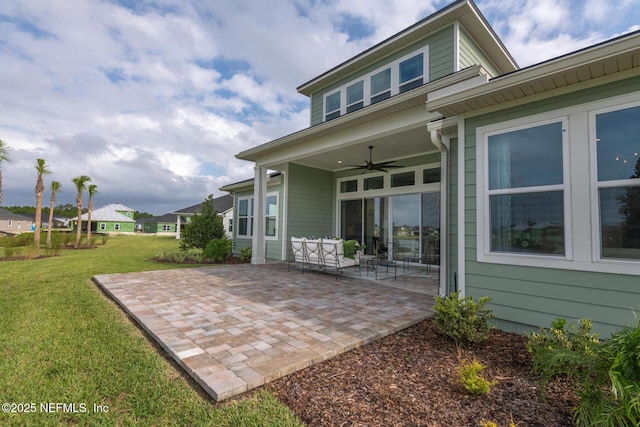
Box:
72 202 136 233
221 0 640 336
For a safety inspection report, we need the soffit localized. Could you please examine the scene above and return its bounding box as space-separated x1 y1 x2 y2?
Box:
297 0 516 96
428 32 640 117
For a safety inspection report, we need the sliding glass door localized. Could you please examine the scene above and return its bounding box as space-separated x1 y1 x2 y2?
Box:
340 191 440 264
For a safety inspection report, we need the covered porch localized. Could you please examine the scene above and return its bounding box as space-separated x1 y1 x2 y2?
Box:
235 70 475 296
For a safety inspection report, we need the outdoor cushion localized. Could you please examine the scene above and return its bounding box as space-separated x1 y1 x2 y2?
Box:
343 239 357 259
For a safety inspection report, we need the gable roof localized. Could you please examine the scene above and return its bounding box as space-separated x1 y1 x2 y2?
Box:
427 30 640 117
73 204 135 222
297 0 517 96
172 194 234 215
0 207 32 221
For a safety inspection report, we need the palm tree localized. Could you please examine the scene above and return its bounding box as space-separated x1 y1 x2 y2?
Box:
46 181 61 248
0 139 11 207
71 175 91 249
34 159 52 253
86 184 98 245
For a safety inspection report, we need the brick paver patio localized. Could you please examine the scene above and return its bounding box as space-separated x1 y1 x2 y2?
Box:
94 264 436 401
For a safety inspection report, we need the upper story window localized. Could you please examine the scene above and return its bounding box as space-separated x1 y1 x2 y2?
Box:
322 47 428 122
346 81 364 113
370 68 391 104
325 91 341 121
399 53 424 93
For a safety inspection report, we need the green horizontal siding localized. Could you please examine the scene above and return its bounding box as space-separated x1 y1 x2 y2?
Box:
287 163 335 240
463 76 640 336
458 26 500 76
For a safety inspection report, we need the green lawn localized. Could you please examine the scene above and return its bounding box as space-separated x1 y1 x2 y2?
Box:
0 235 303 426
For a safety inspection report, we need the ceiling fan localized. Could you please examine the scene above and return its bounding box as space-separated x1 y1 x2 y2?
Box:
347 145 403 173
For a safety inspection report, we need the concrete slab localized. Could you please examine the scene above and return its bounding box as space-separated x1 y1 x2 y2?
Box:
94 263 435 401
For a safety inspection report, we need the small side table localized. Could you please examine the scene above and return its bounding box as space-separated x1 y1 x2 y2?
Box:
359 255 376 276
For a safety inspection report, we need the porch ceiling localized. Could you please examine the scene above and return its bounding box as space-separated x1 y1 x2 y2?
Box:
292 126 437 172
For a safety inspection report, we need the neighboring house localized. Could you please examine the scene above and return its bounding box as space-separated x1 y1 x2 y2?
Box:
0 208 34 235
222 0 640 336
136 213 186 234
72 203 136 233
172 194 234 239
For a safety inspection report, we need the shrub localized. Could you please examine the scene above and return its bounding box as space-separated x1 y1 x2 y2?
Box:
527 317 640 427
203 238 232 263
434 291 495 343
240 247 252 263
180 195 225 251
101 234 109 245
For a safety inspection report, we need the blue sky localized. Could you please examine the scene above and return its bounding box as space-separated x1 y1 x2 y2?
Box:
0 0 638 215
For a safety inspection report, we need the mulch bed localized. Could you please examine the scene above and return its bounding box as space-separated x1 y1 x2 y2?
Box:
267 318 576 426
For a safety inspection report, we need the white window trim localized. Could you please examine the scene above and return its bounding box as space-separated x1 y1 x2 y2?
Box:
237 196 253 239
237 193 279 240
479 117 572 263
99 223 106 231
476 91 640 276
8 220 12 227
323 46 429 122
114 223 120 231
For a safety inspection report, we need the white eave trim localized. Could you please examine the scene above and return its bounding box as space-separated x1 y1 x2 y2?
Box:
427 31 640 115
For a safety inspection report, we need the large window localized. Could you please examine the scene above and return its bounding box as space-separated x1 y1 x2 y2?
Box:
595 105 640 260
486 120 567 255
322 47 428 122
476 93 640 274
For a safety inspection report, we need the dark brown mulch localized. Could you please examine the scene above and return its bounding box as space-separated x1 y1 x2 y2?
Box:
267 318 576 426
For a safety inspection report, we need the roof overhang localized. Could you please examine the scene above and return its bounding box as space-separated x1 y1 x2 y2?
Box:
297 0 517 96
427 31 640 117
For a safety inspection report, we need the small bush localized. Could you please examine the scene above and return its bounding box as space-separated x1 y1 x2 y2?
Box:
457 351 496 396
101 234 109 245
240 247 252 263
527 317 640 427
203 238 232 263
526 318 600 394
434 291 495 343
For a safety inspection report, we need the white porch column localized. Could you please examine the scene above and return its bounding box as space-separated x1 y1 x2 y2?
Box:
251 165 268 264
431 130 449 297
175 215 181 239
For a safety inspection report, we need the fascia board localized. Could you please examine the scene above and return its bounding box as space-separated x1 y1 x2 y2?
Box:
428 32 640 114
